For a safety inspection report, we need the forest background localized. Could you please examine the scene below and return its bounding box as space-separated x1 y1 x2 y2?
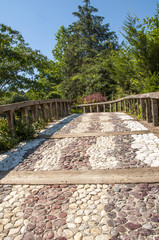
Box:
0 0 159 104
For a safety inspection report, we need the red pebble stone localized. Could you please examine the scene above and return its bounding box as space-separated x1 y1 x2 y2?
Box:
57 238 67 240
37 216 46 221
35 227 44 235
59 212 67 218
58 196 65 200
125 222 142 230
24 214 30 219
36 222 45 228
48 215 57 220
54 219 66 227
27 223 36 231
51 209 59 214
43 231 54 239
35 205 45 210
46 221 52 229
65 192 72 197
53 205 61 209
117 225 127 232
151 217 159 222
34 197 39 201
30 216 37 222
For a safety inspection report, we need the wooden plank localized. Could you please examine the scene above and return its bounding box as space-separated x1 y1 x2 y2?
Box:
0 99 71 114
45 130 151 139
1 167 159 185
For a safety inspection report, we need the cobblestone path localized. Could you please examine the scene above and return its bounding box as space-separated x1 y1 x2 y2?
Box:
0 112 159 240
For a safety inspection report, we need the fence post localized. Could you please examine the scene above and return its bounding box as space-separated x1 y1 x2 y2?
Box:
32 105 39 122
68 102 71 114
6 110 15 134
48 102 53 122
115 102 117 112
40 104 47 121
97 105 99 112
146 98 151 123
152 99 158 126
140 99 146 119
110 103 113 112
103 105 106 112
22 107 29 124
124 100 127 112
137 99 140 116
90 105 92 113
119 101 122 112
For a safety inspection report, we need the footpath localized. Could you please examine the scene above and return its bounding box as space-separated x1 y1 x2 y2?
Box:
0 112 159 240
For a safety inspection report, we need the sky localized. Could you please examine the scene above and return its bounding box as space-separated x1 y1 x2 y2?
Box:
0 0 158 60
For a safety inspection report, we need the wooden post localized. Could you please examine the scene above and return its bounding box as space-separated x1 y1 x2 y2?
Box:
48 102 53 122
41 104 47 121
103 105 106 112
54 102 58 119
6 110 15 134
124 100 127 112
152 99 158 126
129 99 133 113
137 99 140 116
22 107 29 124
140 99 146 119
32 105 39 122
68 103 71 114
63 102 66 116
119 101 122 112
97 105 99 112
90 105 92 113
110 103 113 112
115 102 117 112
83 106 86 113
146 98 151 123
59 102 63 117
65 102 68 115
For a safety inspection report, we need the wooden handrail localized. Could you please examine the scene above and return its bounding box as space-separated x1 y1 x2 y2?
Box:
0 99 72 134
74 91 159 126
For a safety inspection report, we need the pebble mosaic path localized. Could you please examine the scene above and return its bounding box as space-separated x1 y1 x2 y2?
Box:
0 112 159 239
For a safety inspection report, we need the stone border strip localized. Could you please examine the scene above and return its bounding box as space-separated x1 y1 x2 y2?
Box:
0 167 159 185
58 119 139 123
40 130 151 139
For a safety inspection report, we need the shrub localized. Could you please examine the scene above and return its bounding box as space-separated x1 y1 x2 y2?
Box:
77 92 107 104
0 118 18 152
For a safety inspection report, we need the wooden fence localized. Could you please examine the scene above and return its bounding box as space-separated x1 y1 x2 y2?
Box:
74 92 159 126
0 99 72 134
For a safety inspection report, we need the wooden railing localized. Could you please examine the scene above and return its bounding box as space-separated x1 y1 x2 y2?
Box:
0 99 72 133
75 92 159 126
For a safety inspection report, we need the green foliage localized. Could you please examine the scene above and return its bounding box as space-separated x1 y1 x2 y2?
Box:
71 108 83 114
0 116 48 153
52 0 118 100
0 91 28 105
15 117 36 141
0 118 18 152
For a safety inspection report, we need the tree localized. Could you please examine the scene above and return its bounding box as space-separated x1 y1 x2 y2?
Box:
0 24 48 96
53 0 118 99
121 4 159 92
